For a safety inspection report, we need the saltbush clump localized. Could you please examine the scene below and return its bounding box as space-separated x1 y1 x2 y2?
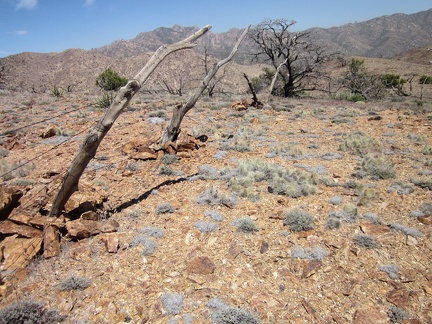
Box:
291 245 328 260
160 293 184 315
283 209 315 232
129 235 158 256
59 276 91 291
0 300 66 324
389 223 422 238
232 217 259 233
204 210 224 222
379 264 400 280
155 203 176 214
352 234 379 249
195 221 218 233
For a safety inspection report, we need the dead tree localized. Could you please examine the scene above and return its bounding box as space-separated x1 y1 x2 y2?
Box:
160 25 250 144
49 25 212 217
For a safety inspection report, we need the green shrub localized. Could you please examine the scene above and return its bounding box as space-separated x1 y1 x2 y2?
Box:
381 74 406 88
50 85 65 98
283 209 315 232
94 92 113 109
95 68 128 91
419 75 432 84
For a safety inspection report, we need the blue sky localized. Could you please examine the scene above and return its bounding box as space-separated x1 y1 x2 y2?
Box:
1 0 431 58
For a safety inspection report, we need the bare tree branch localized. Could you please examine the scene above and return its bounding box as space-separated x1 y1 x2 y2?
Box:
160 25 251 144
49 25 212 217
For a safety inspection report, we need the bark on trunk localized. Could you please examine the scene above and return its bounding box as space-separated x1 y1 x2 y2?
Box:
49 25 212 217
160 26 250 145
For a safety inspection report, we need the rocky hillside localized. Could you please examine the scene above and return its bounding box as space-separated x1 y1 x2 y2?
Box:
92 9 432 61
309 9 432 58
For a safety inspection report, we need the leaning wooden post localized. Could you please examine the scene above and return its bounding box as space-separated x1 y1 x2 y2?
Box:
49 25 212 217
160 26 251 144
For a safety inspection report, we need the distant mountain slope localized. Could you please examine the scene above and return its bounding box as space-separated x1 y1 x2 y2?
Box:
309 9 432 58
92 9 432 61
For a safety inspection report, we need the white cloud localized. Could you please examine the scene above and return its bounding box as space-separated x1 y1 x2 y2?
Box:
84 0 95 7
16 0 38 10
15 30 28 35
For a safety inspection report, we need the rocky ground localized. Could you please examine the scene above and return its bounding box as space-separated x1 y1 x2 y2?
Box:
0 89 431 323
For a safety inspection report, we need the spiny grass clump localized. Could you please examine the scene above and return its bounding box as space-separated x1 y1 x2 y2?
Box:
326 204 359 229
195 186 238 208
339 132 381 156
59 276 91 291
223 158 317 201
360 155 395 180
232 217 259 233
0 300 66 324
283 209 315 232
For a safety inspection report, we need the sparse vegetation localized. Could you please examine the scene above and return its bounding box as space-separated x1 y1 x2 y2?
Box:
155 203 176 214
0 300 66 324
291 245 328 260
59 276 91 291
339 132 381 156
160 293 184 315
232 217 259 233
360 155 395 180
352 234 379 249
283 209 315 232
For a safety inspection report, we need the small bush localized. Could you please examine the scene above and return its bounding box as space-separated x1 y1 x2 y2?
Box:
329 196 343 205
139 227 164 238
0 300 66 324
388 306 408 323
155 203 175 214
419 74 432 84
94 92 113 109
352 234 378 249
129 235 158 256
59 276 91 291
389 223 422 238
162 154 177 165
96 68 128 91
204 210 224 222
360 155 395 180
195 221 218 233
212 307 260 324
283 209 315 232
232 217 259 233
160 293 184 315
148 110 168 119
195 187 238 208
339 132 381 156
51 85 65 97
126 208 142 218
379 264 400 280
388 181 415 195
291 245 328 260
410 178 432 191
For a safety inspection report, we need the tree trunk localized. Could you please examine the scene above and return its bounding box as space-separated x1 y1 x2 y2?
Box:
49 25 212 217
160 26 250 144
